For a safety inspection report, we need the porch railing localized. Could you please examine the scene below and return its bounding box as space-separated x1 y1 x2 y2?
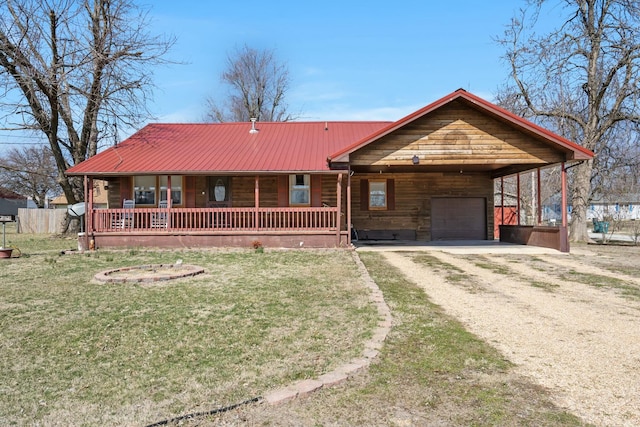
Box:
92 207 339 233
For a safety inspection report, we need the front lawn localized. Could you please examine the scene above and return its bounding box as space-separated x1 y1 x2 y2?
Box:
0 229 377 425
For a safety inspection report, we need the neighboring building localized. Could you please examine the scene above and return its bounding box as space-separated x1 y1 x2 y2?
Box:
66 89 593 251
587 193 640 221
0 187 27 217
50 180 109 209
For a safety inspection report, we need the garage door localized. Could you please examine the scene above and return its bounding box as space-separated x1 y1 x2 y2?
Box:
431 197 487 240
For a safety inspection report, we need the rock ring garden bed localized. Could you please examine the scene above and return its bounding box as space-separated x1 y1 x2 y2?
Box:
95 263 205 283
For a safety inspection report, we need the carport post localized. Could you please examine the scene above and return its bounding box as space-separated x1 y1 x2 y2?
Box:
516 173 521 225
500 177 505 225
561 162 568 227
537 168 542 225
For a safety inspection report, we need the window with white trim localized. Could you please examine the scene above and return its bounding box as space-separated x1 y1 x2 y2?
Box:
289 174 310 206
133 176 156 205
160 175 183 205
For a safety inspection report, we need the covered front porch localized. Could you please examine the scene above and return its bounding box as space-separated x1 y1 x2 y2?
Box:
89 206 344 248
82 174 348 249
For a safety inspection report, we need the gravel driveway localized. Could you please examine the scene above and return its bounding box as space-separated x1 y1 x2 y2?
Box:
380 248 640 427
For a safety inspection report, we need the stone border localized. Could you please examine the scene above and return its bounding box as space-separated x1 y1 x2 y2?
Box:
263 250 392 405
94 264 205 283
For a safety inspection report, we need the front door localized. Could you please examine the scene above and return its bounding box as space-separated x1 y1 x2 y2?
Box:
207 176 231 207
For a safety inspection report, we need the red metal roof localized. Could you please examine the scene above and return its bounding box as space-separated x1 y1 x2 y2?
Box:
329 89 594 162
66 121 391 176
66 89 594 177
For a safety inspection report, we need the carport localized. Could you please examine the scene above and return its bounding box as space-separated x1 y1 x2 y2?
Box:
328 89 594 252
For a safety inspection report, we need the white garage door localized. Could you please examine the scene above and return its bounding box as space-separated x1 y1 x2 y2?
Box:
431 197 487 240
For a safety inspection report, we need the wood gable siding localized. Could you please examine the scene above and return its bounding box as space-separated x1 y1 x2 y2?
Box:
350 100 565 167
352 172 494 241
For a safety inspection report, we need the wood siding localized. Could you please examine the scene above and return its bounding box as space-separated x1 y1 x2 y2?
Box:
352 172 494 240
106 177 131 209
194 176 207 207
106 175 341 210
350 100 565 167
233 176 279 207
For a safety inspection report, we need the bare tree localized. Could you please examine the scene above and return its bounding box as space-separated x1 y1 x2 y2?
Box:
496 0 640 242
0 145 58 208
0 0 175 205
205 45 294 122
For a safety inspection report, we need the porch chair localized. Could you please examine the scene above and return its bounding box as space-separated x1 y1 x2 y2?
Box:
121 199 135 229
151 200 168 228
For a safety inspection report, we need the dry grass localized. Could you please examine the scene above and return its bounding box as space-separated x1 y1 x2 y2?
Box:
499 244 640 300
3 224 608 426
0 226 378 426
206 252 586 426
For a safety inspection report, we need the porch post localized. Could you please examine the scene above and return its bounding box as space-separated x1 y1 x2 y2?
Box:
83 175 91 250
86 176 93 235
537 168 542 225
254 176 260 230
167 175 172 208
347 169 352 245
336 174 342 246
516 173 521 225
83 175 88 228
166 175 172 229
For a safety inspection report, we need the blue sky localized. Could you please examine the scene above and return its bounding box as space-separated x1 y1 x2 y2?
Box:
1 0 564 153
149 0 530 124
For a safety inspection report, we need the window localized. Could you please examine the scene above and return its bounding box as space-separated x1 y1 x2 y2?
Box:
160 175 183 205
360 178 395 211
369 180 387 209
133 176 156 205
289 174 310 206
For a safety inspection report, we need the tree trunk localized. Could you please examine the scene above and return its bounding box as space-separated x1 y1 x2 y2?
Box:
0 0 175 206
569 160 593 242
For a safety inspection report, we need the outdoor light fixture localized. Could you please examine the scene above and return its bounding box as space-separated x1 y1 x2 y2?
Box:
412 155 419 165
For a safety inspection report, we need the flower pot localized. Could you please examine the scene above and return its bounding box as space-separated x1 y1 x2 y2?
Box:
0 248 13 259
